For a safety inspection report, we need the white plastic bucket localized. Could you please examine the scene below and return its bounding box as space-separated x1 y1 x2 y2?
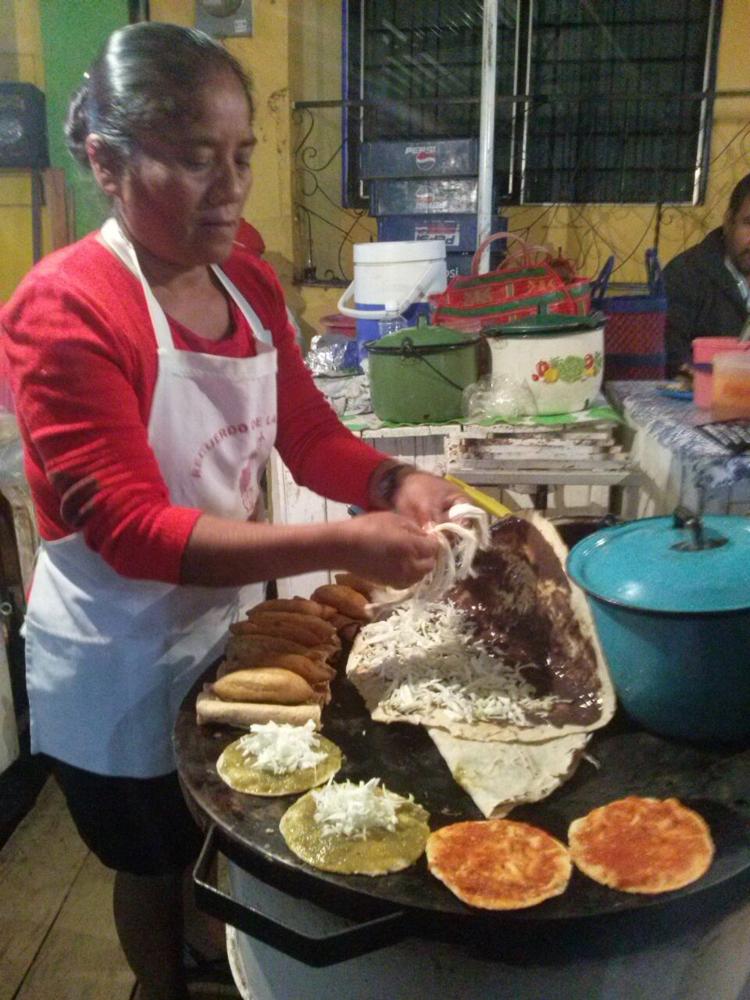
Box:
337 241 447 364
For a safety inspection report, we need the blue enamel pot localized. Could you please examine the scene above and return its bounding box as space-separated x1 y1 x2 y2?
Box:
567 508 750 744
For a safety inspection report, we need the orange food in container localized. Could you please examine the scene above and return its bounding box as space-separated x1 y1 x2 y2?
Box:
711 351 750 420
691 337 750 409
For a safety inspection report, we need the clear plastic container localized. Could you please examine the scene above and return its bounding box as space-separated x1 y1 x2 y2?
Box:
692 337 744 409
711 351 750 420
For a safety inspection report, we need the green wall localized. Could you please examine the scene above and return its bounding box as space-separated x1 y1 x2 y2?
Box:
39 0 130 239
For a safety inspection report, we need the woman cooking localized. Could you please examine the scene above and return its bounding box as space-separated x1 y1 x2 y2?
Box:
1 22 463 1000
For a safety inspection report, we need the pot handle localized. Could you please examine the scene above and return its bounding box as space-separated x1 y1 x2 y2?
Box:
193 824 409 967
672 506 728 552
337 259 446 320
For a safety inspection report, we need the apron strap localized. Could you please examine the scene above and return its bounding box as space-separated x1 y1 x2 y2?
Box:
210 265 273 346
100 217 274 349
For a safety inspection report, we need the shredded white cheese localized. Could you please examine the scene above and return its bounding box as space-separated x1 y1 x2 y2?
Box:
311 778 404 839
369 503 490 612
237 720 326 775
351 601 562 727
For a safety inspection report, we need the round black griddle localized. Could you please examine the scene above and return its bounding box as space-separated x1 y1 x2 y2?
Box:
175 662 750 926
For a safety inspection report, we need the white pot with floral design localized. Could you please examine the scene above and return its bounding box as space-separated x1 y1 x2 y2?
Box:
484 313 605 415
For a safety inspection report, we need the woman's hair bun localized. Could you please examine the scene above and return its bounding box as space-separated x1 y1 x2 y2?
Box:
65 82 92 169
64 23 254 176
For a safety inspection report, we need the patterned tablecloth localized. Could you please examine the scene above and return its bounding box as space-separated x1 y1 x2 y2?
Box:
606 381 750 515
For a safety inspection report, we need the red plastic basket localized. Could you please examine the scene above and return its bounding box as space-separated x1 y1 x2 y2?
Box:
602 305 667 380
593 250 667 381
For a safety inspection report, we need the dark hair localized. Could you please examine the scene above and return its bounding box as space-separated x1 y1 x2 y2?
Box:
727 173 750 219
65 22 254 170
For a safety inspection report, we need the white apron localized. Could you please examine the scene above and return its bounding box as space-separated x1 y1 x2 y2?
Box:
24 218 278 777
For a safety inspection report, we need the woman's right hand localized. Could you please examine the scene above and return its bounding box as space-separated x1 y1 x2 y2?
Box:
337 511 439 588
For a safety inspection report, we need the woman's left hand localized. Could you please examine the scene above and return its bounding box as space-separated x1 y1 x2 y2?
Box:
391 471 467 526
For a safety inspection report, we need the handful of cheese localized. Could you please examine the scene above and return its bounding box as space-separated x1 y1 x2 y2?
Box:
197 578 376 730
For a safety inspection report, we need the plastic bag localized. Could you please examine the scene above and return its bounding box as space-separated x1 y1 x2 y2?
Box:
462 375 538 421
431 232 591 334
313 372 372 417
306 333 358 376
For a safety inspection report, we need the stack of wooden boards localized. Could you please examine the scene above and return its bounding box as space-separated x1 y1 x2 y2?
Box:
196 575 374 728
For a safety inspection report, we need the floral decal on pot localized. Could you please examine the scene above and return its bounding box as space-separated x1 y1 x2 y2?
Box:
531 352 602 383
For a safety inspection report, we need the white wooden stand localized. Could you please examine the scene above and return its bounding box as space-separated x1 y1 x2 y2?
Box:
267 417 640 599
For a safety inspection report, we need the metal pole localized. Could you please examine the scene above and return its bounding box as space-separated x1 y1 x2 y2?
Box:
476 0 498 273
30 170 43 264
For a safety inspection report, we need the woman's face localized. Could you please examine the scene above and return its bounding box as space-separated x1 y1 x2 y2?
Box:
113 71 256 268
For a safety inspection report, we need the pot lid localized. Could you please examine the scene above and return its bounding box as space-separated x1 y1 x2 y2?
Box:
366 323 480 355
566 510 750 613
485 311 605 337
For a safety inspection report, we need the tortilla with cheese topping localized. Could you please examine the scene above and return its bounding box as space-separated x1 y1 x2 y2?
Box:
347 511 614 743
216 722 342 796
280 780 430 875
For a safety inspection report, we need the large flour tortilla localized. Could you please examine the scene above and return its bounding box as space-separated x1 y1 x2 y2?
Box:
347 511 615 744
428 729 590 818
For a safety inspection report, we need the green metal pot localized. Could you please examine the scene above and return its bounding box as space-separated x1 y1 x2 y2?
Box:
365 321 481 423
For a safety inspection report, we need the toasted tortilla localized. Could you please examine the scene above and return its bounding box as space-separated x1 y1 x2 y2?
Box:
196 687 321 729
428 729 590 818
279 787 430 876
216 732 342 796
347 511 615 743
426 818 572 910
568 796 714 894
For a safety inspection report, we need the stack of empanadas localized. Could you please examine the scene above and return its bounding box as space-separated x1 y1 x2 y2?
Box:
196 576 375 729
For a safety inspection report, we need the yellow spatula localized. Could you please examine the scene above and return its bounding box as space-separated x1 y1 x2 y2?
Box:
445 474 512 518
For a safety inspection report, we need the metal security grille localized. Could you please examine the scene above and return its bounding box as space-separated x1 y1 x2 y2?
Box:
522 0 720 203
343 0 721 206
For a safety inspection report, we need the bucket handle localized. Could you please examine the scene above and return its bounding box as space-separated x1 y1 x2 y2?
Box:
193 824 408 967
337 258 446 320
396 336 469 392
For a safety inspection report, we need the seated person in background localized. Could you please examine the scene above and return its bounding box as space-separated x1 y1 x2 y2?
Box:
663 172 750 376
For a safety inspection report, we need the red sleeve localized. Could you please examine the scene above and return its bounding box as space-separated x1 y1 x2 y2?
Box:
3 241 388 588
2 247 200 583
227 257 388 508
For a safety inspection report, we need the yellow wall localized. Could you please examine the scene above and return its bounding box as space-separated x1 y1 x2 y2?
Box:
2 0 749 322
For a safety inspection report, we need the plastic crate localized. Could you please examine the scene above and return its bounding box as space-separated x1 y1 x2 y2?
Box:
368 177 477 216
361 138 478 179
376 214 505 252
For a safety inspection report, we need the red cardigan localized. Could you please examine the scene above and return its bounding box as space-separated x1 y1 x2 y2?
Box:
1 230 385 583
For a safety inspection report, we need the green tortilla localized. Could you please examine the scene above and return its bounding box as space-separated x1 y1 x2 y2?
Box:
279 786 430 875
216 734 342 796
